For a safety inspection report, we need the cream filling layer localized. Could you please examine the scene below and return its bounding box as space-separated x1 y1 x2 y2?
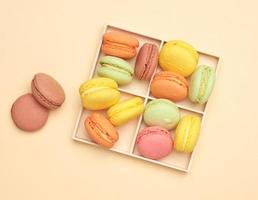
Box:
197 69 209 102
101 64 131 75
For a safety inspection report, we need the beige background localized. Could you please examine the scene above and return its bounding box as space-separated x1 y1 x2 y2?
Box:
1 0 258 199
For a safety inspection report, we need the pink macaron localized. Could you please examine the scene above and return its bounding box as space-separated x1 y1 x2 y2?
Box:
136 126 173 160
11 93 49 132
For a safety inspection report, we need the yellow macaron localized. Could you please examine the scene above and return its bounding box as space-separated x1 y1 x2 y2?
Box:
107 97 144 126
174 115 201 153
79 77 120 110
159 40 199 77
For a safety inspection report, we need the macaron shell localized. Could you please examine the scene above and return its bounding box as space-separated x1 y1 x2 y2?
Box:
98 56 133 85
159 40 198 77
174 115 201 153
189 65 215 104
102 32 139 59
135 43 158 80
102 44 136 59
31 83 58 109
79 77 120 110
103 32 139 48
100 56 134 74
11 93 49 132
32 73 65 109
81 87 120 110
85 113 118 148
107 97 144 126
79 77 118 95
109 106 144 126
137 127 173 160
150 71 188 101
144 99 180 130
97 67 133 85
172 40 199 61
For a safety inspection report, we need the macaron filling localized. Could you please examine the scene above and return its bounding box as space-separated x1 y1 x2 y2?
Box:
140 45 157 79
195 66 215 103
100 64 132 75
81 86 111 96
79 78 118 95
154 72 188 87
32 80 60 107
155 76 187 88
108 98 143 117
104 41 135 53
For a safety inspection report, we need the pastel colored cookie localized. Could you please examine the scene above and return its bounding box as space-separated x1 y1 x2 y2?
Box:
189 65 215 104
135 43 159 80
144 99 180 130
159 40 199 77
11 93 49 132
107 97 144 126
174 115 201 153
102 31 139 59
136 126 173 160
79 77 120 110
150 71 188 101
85 113 118 148
97 56 134 85
31 73 65 109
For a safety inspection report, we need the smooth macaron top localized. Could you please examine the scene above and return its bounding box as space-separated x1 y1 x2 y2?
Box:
97 56 134 85
85 112 118 148
136 126 173 160
31 73 65 109
11 93 49 132
150 71 188 101
159 40 199 77
144 99 180 130
189 65 215 104
135 43 159 80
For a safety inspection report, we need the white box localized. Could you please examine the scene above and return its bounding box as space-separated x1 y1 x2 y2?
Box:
72 25 220 172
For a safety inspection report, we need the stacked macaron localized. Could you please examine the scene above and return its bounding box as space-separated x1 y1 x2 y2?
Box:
11 73 65 132
79 31 216 159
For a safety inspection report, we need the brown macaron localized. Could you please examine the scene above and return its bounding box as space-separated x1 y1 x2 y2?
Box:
11 93 49 132
150 71 188 101
31 73 65 109
135 43 159 80
102 31 139 59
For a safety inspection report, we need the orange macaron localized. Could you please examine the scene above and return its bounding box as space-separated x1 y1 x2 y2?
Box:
84 113 118 148
102 31 139 59
150 71 188 102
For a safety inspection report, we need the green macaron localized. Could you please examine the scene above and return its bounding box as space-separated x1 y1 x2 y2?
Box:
97 56 134 85
189 65 215 104
143 99 180 130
